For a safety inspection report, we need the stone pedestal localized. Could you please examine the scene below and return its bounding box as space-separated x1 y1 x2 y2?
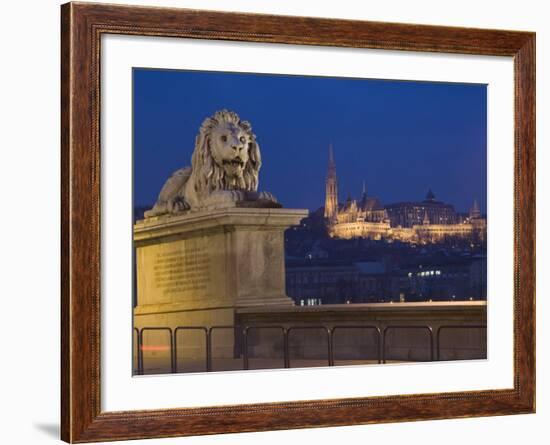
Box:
133 207 307 364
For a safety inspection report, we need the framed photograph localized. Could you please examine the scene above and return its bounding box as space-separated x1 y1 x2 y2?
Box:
61 2 535 442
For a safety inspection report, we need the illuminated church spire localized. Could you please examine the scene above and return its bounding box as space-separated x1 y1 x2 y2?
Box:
324 144 339 221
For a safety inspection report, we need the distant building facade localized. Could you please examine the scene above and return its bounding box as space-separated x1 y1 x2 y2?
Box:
324 146 486 243
285 255 487 305
285 258 390 305
391 255 487 302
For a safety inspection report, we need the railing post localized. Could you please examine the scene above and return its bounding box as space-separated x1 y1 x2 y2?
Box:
427 326 434 362
173 328 179 373
328 328 334 367
133 327 142 376
283 328 289 368
376 327 382 364
382 326 388 364
206 328 212 372
169 328 175 373
436 326 441 361
137 328 143 375
243 327 249 370
139 328 146 374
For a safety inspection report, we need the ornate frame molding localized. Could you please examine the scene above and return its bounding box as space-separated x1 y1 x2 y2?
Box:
61 2 535 442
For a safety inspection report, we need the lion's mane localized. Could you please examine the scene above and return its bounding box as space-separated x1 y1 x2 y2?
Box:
190 109 261 201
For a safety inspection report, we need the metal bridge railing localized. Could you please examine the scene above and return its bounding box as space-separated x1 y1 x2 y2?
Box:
382 325 434 363
243 326 286 370
138 327 173 375
436 325 487 361
287 326 332 367
331 325 382 365
174 326 209 373
133 323 486 375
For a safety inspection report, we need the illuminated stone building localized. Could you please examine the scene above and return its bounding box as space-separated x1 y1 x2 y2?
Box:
324 146 486 243
385 189 458 227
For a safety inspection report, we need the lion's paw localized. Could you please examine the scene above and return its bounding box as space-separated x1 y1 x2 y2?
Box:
258 191 278 203
168 197 190 213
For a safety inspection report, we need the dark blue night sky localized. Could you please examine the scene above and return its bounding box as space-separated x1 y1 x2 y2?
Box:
133 68 487 214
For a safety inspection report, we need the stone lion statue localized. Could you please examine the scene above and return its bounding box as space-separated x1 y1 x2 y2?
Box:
145 110 279 217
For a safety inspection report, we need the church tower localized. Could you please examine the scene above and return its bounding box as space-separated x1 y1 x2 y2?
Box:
324 144 339 222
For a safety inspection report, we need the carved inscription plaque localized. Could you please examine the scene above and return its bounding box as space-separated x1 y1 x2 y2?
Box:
153 247 211 297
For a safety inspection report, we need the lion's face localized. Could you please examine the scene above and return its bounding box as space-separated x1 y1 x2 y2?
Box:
209 121 251 179
191 110 261 197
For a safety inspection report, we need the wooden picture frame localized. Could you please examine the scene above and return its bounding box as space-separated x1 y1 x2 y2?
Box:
61 2 535 442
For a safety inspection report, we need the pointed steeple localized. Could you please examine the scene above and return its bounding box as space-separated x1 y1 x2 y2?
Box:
324 144 339 221
470 198 481 219
358 180 370 211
